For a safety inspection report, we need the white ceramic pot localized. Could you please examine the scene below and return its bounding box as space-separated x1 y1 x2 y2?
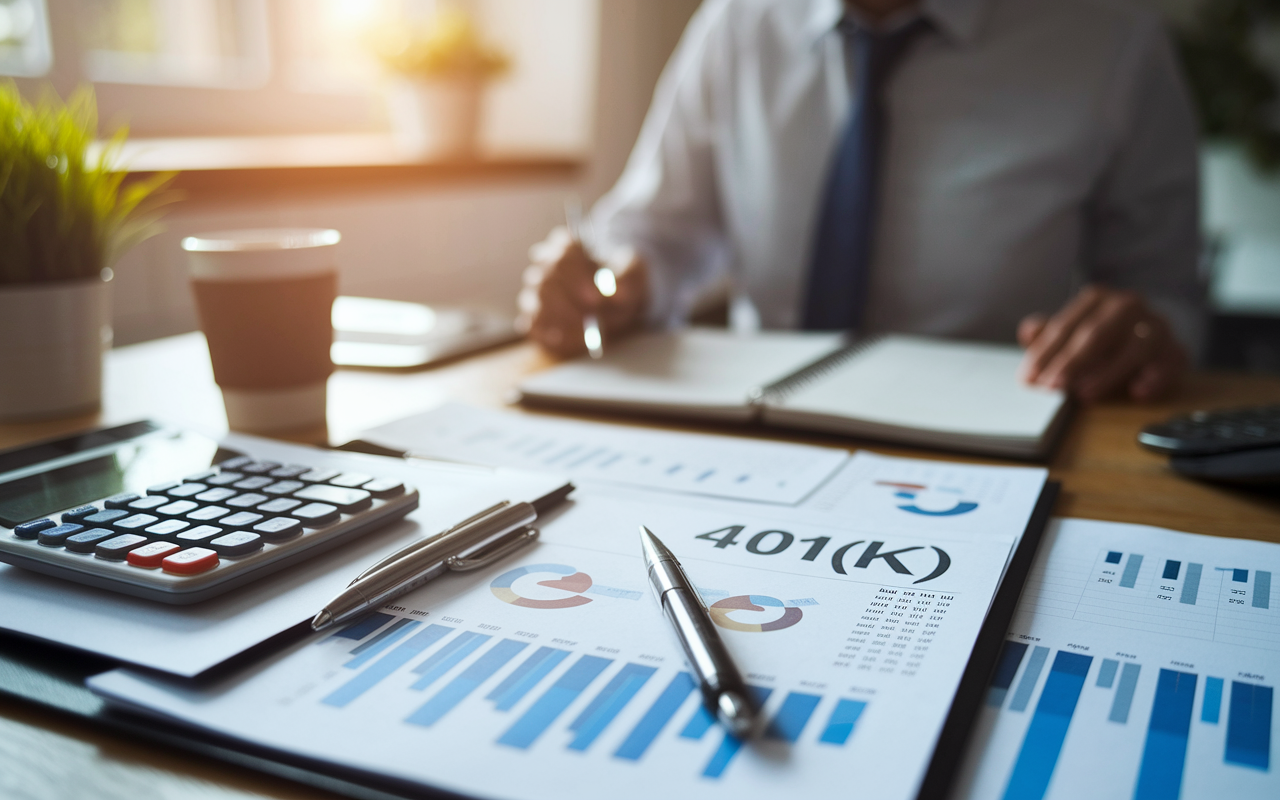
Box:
387 77 483 159
0 276 111 421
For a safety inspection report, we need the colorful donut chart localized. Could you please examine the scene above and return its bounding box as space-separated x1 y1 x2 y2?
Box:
490 563 594 609
708 594 804 632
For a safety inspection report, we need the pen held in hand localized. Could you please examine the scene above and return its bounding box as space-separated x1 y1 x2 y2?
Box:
565 197 616 360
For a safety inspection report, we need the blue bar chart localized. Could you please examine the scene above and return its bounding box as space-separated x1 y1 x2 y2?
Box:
983 639 1276 800
1226 681 1273 770
1134 669 1197 800
1001 651 1092 800
316 616 875 781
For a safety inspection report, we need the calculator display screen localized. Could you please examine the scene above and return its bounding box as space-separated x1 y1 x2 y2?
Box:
0 428 226 527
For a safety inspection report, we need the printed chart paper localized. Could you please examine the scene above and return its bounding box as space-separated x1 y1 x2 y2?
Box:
360 403 849 505
90 477 1041 800
954 518 1279 800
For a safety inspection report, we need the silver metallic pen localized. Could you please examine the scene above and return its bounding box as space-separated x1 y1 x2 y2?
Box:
311 502 540 632
565 197 616 360
639 525 760 739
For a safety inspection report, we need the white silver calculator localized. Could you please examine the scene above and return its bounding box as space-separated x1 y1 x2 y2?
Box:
0 422 418 603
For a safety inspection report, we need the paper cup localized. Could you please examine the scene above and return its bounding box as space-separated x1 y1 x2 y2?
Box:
183 229 340 434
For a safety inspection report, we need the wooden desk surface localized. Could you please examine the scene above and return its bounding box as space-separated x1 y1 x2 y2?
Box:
2 332 1278 798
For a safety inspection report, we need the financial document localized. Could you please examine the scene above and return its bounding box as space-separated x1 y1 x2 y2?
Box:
953 518 1279 800
360 403 849 504
90 459 1046 800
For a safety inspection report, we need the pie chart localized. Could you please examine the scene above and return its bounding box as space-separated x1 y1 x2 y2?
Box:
491 563 595 609
708 594 804 632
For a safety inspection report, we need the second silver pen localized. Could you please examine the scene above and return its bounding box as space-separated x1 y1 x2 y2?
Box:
312 502 539 632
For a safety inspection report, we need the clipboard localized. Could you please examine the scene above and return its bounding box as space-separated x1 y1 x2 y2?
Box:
0 482 1059 800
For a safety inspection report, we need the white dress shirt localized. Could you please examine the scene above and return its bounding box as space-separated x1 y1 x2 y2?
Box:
593 0 1204 347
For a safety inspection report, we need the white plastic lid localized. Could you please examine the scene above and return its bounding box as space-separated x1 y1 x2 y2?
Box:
181 228 341 253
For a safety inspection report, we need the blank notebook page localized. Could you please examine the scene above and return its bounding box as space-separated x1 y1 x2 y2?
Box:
519 329 843 411
775 336 1064 438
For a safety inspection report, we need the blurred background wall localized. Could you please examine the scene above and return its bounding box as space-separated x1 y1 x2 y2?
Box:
2 0 1278 370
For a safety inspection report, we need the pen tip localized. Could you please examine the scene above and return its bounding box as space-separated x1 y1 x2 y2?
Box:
638 526 674 563
717 691 761 740
311 610 333 632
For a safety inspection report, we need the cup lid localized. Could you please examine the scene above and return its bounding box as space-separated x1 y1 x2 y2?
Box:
181 228 341 253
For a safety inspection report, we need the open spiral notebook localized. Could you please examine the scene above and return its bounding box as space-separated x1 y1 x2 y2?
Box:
518 330 1070 459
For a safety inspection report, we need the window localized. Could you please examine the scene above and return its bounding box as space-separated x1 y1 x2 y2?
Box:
0 0 51 76
78 0 269 88
7 0 598 157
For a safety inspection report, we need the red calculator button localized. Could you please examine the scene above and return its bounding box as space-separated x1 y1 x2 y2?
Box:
161 547 219 575
127 541 181 568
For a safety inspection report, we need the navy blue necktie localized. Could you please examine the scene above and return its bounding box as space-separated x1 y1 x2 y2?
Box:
802 20 928 331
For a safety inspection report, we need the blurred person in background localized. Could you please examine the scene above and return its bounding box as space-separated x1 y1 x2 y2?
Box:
519 0 1203 402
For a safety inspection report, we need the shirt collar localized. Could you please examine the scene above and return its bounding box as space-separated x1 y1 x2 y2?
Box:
805 0 989 45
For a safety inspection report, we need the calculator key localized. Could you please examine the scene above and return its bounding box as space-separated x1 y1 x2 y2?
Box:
293 503 340 526
187 505 231 522
104 493 141 509
233 476 273 491
299 468 341 484
157 500 199 517
227 493 269 509
209 531 264 556
362 478 405 498
38 523 84 547
145 519 191 539
195 487 237 503
258 497 302 514
263 480 304 496
112 513 160 533
128 495 169 512
206 471 243 487
253 516 302 542
162 547 219 575
95 534 148 561
168 482 208 499
330 473 373 488
220 511 265 529
84 509 130 528
183 470 219 483
217 455 254 470
61 505 99 523
65 528 116 553
239 461 281 475
294 485 372 513
127 541 181 568
147 482 181 496
177 525 224 543
13 518 56 539
269 465 311 479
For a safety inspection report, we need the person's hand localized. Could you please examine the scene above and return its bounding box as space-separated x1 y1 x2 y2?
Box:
1018 285 1187 403
518 226 650 359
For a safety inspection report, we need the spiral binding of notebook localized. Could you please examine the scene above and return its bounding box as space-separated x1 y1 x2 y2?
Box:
748 336 881 405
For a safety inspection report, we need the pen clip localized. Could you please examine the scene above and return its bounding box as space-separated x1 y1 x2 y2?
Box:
350 500 512 585
446 526 539 572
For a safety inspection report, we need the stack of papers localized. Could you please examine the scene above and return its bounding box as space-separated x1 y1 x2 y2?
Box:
89 406 1051 800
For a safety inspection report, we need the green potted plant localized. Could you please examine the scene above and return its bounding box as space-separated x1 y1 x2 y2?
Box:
371 5 511 158
0 83 173 421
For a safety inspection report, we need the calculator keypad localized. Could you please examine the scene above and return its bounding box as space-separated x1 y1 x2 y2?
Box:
39 524 84 547
3 454 419 602
65 528 115 552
